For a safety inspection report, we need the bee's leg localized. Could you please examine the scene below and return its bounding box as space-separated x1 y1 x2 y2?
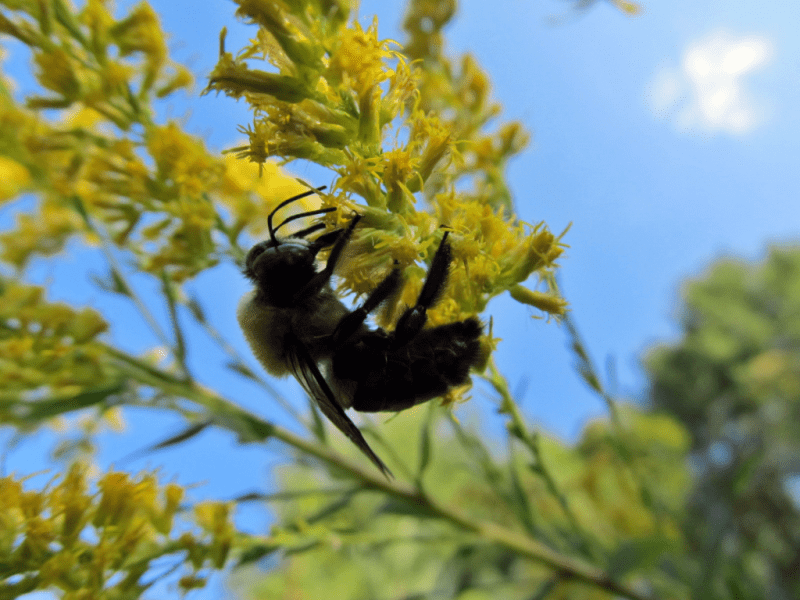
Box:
331 268 403 346
294 215 361 301
392 232 452 347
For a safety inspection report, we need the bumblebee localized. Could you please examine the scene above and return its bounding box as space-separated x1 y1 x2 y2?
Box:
237 189 485 475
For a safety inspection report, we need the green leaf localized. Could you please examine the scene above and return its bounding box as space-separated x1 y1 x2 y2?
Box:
144 421 212 451
91 267 132 296
307 397 327 443
304 489 359 525
22 382 126 421
417 403 435 480
237 544 280 567
448 415 505 491
187 296 207 324
66 194 94 230
507 448 538 537
607 537 677 579
160 271 188 373
225 360 261 381
732 448 764 496
377 497 438 519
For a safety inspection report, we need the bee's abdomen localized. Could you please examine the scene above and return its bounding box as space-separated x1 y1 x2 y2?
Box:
335 318 485 412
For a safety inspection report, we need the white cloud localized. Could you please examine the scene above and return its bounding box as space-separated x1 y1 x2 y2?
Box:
646 31 773 135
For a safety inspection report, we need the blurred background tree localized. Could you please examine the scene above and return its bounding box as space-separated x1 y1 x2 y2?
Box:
645 246 800 600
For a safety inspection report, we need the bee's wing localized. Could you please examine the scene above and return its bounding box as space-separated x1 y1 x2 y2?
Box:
285 331 392 478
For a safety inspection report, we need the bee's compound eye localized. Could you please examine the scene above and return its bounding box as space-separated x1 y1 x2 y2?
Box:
245 242 271 269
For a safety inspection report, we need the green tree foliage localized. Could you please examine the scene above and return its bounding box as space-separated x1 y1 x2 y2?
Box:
646 246 800 600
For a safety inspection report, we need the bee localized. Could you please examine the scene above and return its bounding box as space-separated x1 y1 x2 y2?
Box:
237 188 485 476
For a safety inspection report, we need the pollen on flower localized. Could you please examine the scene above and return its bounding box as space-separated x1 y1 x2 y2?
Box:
335 155 385 203
449 235 482 262
469 256 502 290
381 149 420 190
389 235 423 266
329 22 399 100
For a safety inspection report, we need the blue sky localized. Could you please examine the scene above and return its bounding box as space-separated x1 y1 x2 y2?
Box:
3 0 800 598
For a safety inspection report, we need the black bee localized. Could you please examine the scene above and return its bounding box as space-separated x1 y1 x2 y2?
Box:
237 188 485 476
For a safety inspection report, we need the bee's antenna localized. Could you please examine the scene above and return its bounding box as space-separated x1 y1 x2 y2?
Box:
268 186 327 244
291 222 328 239
274 207 337 238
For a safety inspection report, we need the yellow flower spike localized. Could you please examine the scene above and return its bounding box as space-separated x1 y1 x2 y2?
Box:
151 484 179 534
19 491 56 562
82 0 115 43
0 480 24 552
39 552 75 588
330 21 402 99
108 3 167 75
1 336 35 360
67 307 109 344
381 149 421 212
94 472 134 528
439 382 473 409
135 474 159 515
146 123 222 202
334 154 385 205
34 47 81 99
155 65 193 98
500 225 565 286
389 234 427 267
54 464 91 547
161 483 184 526
409 112 453 191
194 501 234 568
292 100 358 146
0 156 32 201
116 515 149 559
179 531 205 569
206 0 567 378
219 156 315 236
381 58 418 121
236 0 326 71
509 285 569 317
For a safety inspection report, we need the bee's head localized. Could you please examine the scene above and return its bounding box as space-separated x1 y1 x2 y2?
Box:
243 187 338 306
244 236 315 284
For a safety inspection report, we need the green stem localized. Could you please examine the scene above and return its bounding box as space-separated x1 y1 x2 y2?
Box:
484 359 596 558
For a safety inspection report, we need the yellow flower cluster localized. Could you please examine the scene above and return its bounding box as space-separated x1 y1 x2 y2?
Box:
207 0 567 330
0 0 283 282
0 464 233 597
0 278 113 408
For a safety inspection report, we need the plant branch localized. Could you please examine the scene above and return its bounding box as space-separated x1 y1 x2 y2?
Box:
104 345 653 600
